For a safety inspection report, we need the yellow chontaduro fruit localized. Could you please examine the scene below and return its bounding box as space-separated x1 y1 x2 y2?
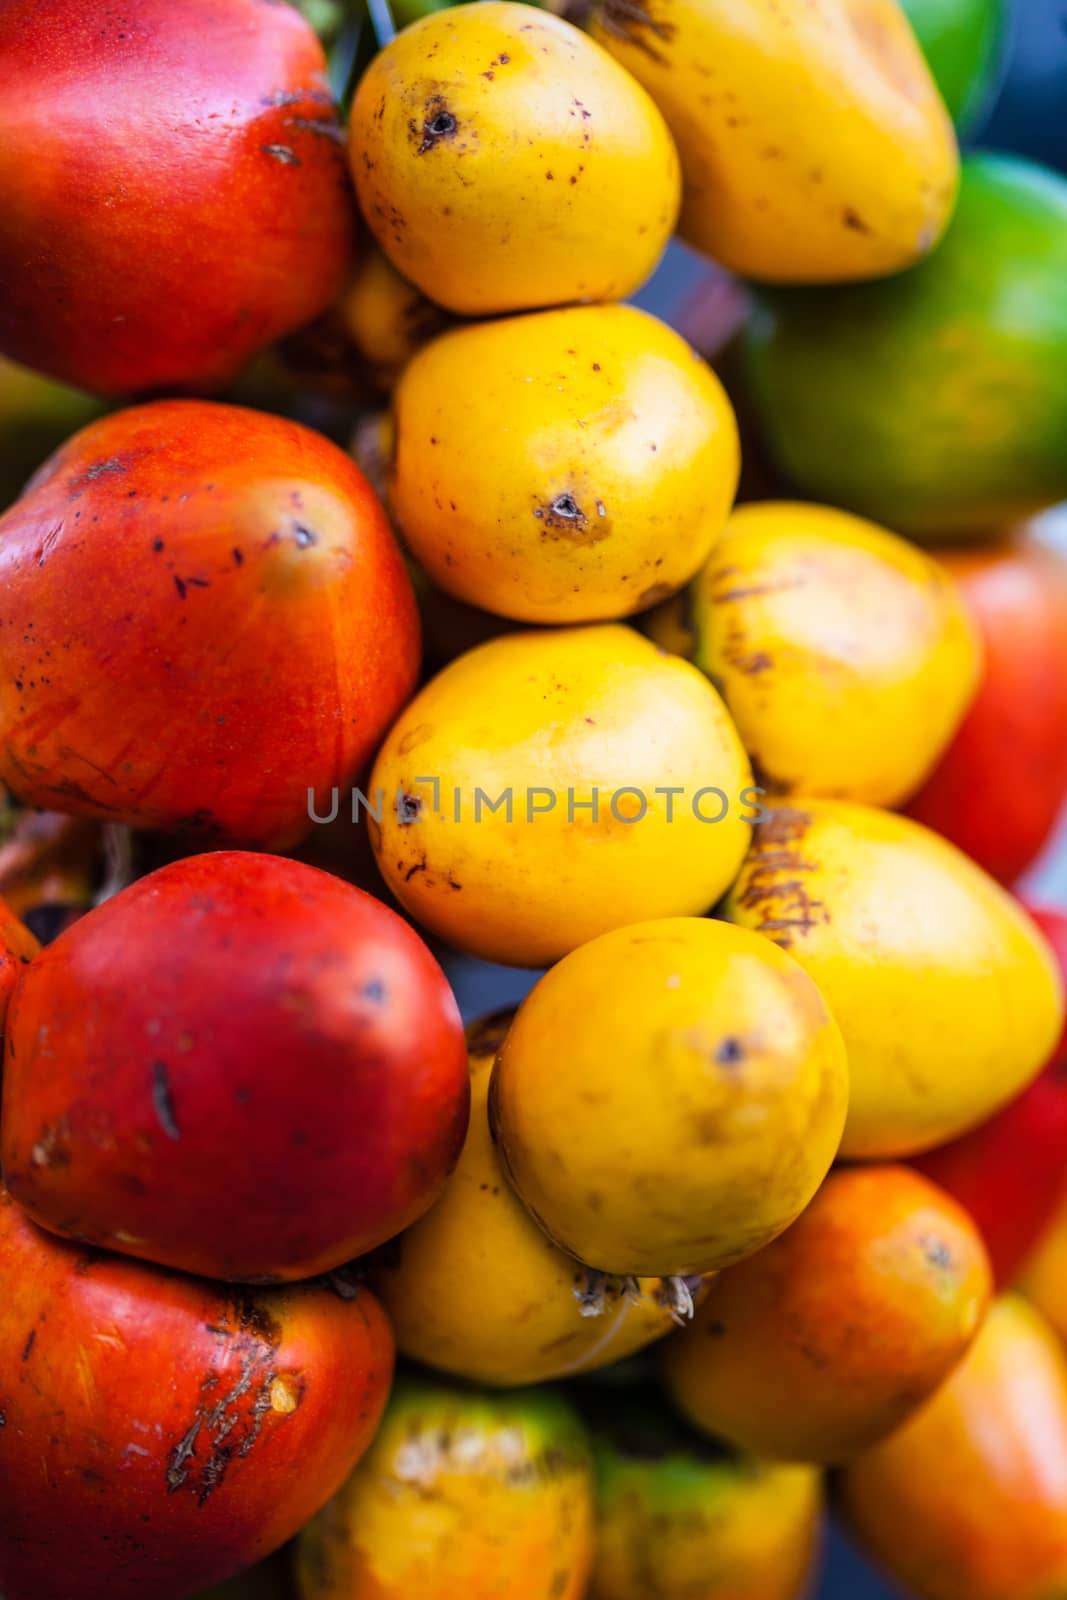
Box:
725 801 1065 1159
591 0 959 283
349 1 681 315
295 1374 595 1600
644 501 981 804
340 246 451 392
489 917 849 1277
368 624 755 968
390 305 740 624
371 1011 706 1385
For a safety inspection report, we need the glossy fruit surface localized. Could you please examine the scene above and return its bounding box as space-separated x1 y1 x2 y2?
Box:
908 532 1067 884
725 802 1065 1158
664 1165 991 1462
0 0 354 397
840 1295 1067 1600
645 500 980 804
295 1374 595 1600
0 401 419 847
350 1 679 314
592 0 957 282
741 154 1067 536
2 852 469 1282
390 304 739 623
490 917 848 1276
371 1010 697 1384
369 625 754 967
0 1190 394 1600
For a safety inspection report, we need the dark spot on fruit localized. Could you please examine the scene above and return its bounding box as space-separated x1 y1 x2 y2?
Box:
21 1330 36 1362
417 101 458 154
398 792 422 824
843 207 872 233
716 1036 745 1066
151 1061 181 1141
152 537 164 552
293 524 317 548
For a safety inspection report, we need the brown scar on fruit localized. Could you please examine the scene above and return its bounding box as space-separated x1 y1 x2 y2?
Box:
534 493 610 543
414 97 459 155
167 1299 288 1504
737 807 829 948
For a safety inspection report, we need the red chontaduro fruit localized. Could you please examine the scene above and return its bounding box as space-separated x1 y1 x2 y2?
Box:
908 534 1067 885
0 1189 394 1600
0 400 420 848
0 0 356 397
1 852 470 1283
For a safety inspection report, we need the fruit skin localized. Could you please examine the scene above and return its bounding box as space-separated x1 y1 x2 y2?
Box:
294 1374 595 1600
724 802 1065 1159
390 304 740 624
1 851 469 1283
899 0 1007 130
349 1 680 315
369 624 755 968
371 1010 702 1385
0 1189 394 1600
645 501 980 806
741 154 1067 537
0 401 419 848
839 1295 1067 1600
341 246 451 392
591 0 957 284
907 533 1067 885
587 1397 822 1600
914 903 1067 1285
490 917 848 1277
0 0 353 398
663 1165 992 1464
0 894 38 1038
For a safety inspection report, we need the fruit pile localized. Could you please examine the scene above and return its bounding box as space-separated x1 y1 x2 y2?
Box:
0 1 1065 1598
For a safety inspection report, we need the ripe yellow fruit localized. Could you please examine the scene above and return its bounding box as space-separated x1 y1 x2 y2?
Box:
489 917 849 1276
390 305 740 624
645 501 981 804
371 1011 702 1385
368 625 756 967
295 1374 595 1600
340 247 450 391
591 0 959 282
724 801 1065 1158
350 1 681 314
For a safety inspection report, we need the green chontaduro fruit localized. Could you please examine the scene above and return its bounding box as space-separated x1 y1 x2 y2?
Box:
584 1394 822 1600
0 356 105 511
900 0 1007 130
294 1375 596 1599
740 153 1067 540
